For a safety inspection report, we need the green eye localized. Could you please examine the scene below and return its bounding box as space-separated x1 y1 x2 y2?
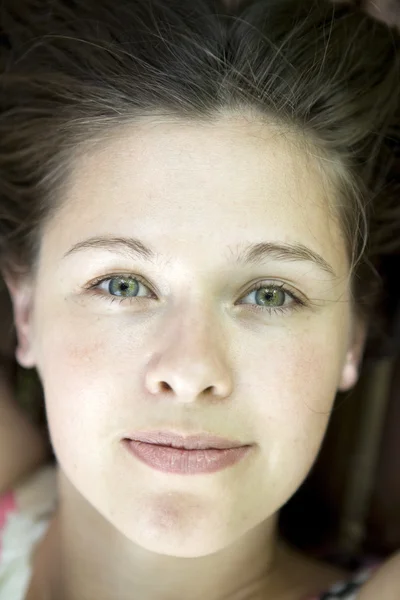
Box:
88 274 305 316
254 287 285 307
239 281 305 316
108 277 140 297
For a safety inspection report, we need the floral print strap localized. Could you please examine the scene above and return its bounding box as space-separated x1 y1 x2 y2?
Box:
307 563 381 599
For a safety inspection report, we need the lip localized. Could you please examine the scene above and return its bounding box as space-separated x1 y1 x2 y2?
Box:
125 430 250 450
123 440 252 475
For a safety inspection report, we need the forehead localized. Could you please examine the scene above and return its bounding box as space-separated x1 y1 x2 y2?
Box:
43 113 348 275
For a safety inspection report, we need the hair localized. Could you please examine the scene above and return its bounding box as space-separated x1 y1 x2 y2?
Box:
1 0 400 357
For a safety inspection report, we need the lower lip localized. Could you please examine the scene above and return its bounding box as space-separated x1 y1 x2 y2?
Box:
124 440 252 475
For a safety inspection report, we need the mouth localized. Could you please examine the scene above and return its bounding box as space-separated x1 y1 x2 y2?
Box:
124 430 251 451
123 438 253 475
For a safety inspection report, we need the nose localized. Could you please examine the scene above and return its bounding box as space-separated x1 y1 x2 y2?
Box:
144 306 234 402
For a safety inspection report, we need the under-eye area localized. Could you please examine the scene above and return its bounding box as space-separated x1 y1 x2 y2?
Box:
0 0 398 599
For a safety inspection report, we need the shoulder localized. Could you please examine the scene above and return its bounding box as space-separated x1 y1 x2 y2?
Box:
276 540 352 598
357 551 400 600
275 540 387 599
0 464 57 599
297 555 351 598
298 556 388 600
0 462 57 547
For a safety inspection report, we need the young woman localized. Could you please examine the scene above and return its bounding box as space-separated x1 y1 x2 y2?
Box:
0 0 399 598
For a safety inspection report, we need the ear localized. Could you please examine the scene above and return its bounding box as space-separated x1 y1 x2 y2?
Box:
2 271 37 369
338 316 368 392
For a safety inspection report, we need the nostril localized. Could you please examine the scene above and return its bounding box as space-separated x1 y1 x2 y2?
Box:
160 381 172 392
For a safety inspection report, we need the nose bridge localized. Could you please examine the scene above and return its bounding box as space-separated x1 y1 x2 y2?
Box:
144 300 233 400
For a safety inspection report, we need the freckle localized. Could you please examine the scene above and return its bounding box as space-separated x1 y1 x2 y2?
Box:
67 341 102 364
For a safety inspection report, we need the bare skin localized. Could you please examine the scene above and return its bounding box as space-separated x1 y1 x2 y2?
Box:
3 3 400 595
25 497 350 600
1 4 398 598
358 551 400 600
6 114 366 600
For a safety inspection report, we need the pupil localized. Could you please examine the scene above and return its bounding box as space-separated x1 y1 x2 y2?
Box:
257 288 282 306
109 278 138 296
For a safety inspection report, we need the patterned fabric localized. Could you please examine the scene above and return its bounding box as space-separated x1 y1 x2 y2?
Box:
307 563 380 599
0 465 57 600
0 491 16 556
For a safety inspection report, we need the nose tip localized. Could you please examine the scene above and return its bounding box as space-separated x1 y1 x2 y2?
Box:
144 315 234 400
145 362 233 401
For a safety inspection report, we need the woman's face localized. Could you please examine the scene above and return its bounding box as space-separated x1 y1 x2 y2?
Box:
9 114 364 557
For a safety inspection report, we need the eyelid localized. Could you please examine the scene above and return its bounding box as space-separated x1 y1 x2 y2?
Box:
238 280 306 315
84 272 156 296
242 280 304 305
83 272 308 316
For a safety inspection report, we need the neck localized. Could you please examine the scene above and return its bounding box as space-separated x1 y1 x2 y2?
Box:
35 470 312 600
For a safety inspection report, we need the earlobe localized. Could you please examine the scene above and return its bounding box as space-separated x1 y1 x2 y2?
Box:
338 351 359 392
2 272 36 369
338 318 368 392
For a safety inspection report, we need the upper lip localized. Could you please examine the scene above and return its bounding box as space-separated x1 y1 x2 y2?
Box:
126 431 250 450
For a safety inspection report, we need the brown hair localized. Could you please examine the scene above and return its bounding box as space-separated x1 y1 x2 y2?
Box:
1 0 400 355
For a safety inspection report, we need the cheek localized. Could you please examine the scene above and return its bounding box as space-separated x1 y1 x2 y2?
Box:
276 336 340 411
40 323 107 394
36 304 133 382
35 314 124 459
245 324 346 469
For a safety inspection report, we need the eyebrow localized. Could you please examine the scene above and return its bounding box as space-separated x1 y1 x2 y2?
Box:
63 236 336 277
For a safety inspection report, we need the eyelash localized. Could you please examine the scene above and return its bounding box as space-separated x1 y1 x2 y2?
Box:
84 273 306 316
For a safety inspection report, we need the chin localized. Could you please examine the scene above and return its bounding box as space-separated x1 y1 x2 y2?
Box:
125 529 234 558
113 508 242 558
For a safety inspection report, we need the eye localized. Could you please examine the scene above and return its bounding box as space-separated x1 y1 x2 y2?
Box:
86 274 155 304
85 274 306 316
238 281 305 315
